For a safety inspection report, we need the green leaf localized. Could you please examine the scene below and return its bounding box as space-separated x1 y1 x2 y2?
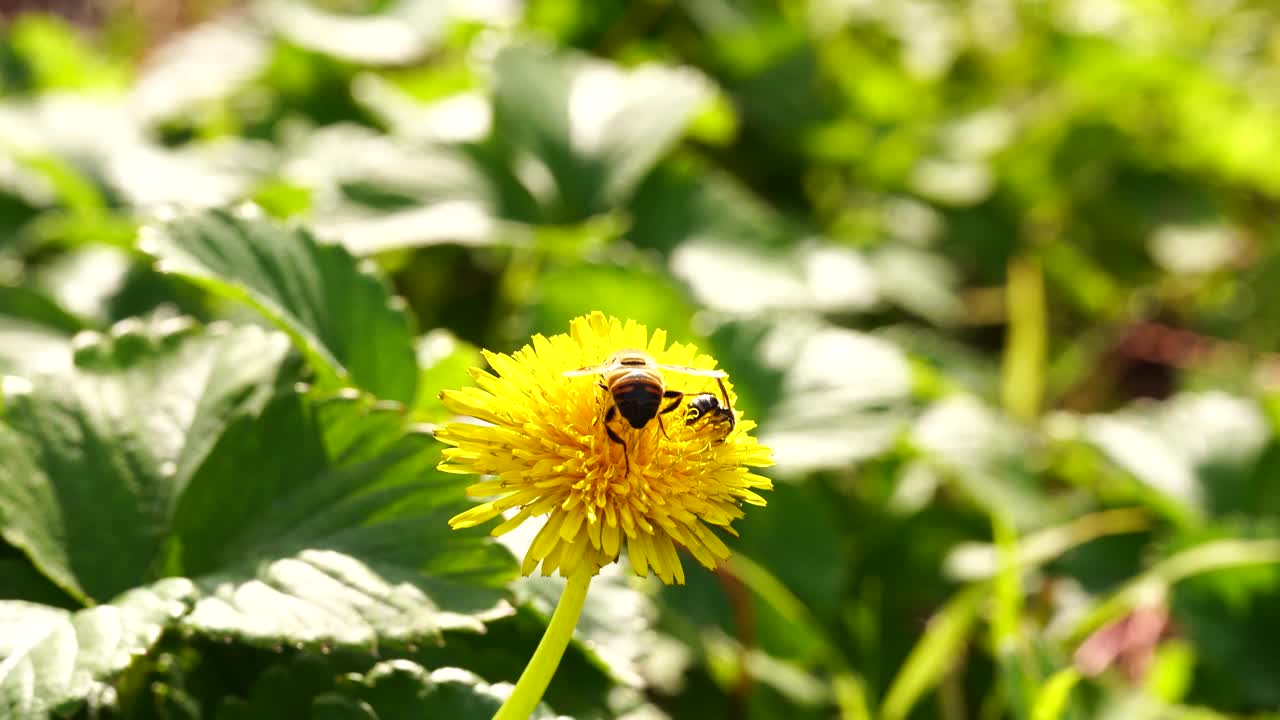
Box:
867 245 963 327
0 286 83 334
491 43 711 219
912 396 1060 530
1145 639 1195 704
0 579 195 720
735 481 848 622
670 239 880 316
515 568 660 688
27 246 131 327
130 17 270 125
414 329 483 421
0 553 76 608
323 659 559 719
0 286 80 377
3 15 129 92
944 508 1151 582
1 310 513 687
0 319 293 603
173 390 516 649
349 72 487 145
258 0 447 66
1081 392 1270 518
212 653 340 720
311 694 378 720
279 124 508 254
1032 668 1081 720
628 158 791 255
408 607 615 719
880 583 986 720
761 322 916 474
526 260 700 345
727 553 837 665
1068 538 1280 645
139 207 419 403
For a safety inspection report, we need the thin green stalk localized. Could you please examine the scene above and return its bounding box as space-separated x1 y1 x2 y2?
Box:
992 515 1034 720
1068 538 1280 644
1002 254 1047 423
493 564 594 720
728 554 871 719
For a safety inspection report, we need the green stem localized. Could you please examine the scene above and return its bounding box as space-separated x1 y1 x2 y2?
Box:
493 564 594 720
1001 254 1046 423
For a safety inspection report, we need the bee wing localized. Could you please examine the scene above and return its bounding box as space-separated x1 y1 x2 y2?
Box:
562 364 606 377
659 364 727 378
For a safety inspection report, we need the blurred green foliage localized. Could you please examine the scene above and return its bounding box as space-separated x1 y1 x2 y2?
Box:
5 0 1280 718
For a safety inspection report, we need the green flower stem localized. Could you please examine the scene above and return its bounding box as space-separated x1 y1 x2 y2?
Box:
493 564 594 720
1001 253 1046 423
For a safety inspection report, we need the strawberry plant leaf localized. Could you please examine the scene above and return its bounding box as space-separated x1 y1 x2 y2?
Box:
0 318 516 713
0 579 195 720
491 43 711 219
173 390 516 648
320 660 559 719
0 319 293 603
0 286 82 377
139 207 419 403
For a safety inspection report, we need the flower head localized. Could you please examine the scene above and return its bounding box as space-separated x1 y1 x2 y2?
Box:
437 312 773 585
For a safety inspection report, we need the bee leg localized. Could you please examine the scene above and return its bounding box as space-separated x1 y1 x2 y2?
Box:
714 378 736 432
605 424 629 476
661 389 685 410
657 390 684 439
602 406 630 475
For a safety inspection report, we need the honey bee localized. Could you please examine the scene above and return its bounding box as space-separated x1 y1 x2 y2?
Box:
564 349 728 473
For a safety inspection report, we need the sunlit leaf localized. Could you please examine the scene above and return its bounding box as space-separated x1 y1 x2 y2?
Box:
670 240 879 316
351 73 491 144
322 660 560 719
257 0 447 66
912 396 1058 529
414 329 483 421
1081 392 1270 518
0 319 292 603
2 15 129 92
866 245 962 326
174 390 516 648
140 207 419 403
526 260 699 344
0 286 79 377
490 43 711 219
761 321 915 474
279 124 506 253
27 246 131 327
0 579 195 720
131 17 271 125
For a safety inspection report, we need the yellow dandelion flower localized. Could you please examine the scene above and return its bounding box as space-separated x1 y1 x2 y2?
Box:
436 311 773 585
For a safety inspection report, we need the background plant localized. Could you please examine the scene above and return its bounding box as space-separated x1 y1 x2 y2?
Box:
5 0 1280 718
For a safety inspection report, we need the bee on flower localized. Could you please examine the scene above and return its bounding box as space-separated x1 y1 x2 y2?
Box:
435 311 774 586
562 347 734 474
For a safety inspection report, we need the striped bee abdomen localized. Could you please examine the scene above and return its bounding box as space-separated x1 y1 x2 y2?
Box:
613 379 663 428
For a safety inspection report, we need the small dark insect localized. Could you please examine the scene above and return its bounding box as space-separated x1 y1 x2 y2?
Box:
564 349 728 475
685 378 736 438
